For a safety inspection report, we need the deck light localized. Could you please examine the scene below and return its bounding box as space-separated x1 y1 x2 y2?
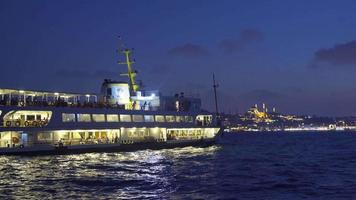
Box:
85 94 90 102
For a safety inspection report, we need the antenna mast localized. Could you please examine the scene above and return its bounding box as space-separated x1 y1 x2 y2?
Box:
213 73 219 117
117 38 139 95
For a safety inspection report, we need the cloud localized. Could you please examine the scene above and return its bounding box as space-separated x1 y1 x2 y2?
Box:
167 43 209 58
219 29 264 53
310 40 356 68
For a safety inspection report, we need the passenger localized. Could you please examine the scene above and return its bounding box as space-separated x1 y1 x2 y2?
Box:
132 101 136 110
148 102 152 110
58 138 63 146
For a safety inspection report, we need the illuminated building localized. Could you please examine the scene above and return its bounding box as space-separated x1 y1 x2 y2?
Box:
245 104 269 122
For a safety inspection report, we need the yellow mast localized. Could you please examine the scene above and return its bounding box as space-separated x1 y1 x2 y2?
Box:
118 48 139 94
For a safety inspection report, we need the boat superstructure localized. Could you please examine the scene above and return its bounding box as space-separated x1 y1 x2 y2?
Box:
0 45 221 155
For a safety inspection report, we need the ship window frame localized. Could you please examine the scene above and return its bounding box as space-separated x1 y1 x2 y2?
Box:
144 115 154 122
185 116 194 123
155 115 165 122
132 115 144 122
62 113 76 122
106 114 119 122
36 115 41 121
176 116 184 123
165 115 175 123
26 115 35 121
120 114 132 122
92 114 106 122
77 114 92 122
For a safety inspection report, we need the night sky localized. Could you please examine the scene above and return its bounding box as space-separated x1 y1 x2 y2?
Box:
1 0 356 116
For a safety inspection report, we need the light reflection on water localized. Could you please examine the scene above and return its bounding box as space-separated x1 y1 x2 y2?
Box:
4 132 356 199
0 146 220 199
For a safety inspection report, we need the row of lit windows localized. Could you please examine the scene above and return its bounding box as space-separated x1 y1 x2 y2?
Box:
62 113 194 123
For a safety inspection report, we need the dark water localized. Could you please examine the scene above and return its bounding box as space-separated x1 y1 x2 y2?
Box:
1 132 356 199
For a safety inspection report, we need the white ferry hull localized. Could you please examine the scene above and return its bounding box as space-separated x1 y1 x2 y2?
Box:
0 137 217 156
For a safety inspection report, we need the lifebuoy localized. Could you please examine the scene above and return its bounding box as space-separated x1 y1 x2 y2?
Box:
5 121 11 127
12 137 19 144
40 120 46 127
15 121 21 127
32 121 38 127
24 121 31 127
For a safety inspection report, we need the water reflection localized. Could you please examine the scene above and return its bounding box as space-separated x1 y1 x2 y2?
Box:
0 146 220 199
4 132 356 199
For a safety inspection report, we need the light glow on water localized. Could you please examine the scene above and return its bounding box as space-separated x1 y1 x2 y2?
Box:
2 133 356 199
0 146 219 199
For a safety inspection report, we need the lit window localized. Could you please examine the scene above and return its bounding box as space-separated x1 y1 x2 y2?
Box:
185 116 194 123
107 114 119 122
37 132 52 141
120 114 131 122
62 113 76 122
92 114 105 122
77 114 91 122
132 115 144 122
176 116 184 122
144 115 154 122
155 115 165 122
166 115 175 122
26 115 35 121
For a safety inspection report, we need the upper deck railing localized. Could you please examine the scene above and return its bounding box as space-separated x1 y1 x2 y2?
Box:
0 88 158 111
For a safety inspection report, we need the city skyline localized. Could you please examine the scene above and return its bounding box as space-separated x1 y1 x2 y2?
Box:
1 0 356 116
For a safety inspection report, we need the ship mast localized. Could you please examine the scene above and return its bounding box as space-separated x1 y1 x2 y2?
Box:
213 73 219 117
118 46 139 95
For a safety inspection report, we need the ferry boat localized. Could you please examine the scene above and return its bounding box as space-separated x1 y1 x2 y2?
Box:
0 46 222 155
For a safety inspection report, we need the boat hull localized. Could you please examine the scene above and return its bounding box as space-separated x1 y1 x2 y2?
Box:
0 138 217 156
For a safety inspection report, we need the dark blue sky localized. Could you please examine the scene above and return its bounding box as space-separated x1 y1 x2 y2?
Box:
1 0 356 116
